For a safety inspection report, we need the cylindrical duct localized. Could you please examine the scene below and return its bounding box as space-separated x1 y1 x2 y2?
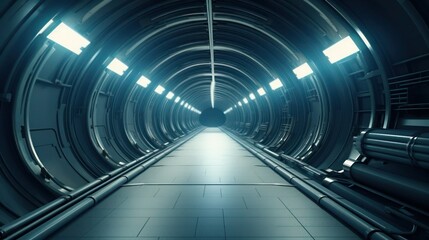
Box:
355 129 429 169
347 162 429 211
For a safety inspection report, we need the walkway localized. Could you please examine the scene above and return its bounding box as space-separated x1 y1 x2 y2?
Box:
50 128 360 239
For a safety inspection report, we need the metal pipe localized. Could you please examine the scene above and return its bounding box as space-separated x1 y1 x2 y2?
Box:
348 162 429 211
324 179 417 235
3 129 203 239
223 129 393 240
356 129 429 169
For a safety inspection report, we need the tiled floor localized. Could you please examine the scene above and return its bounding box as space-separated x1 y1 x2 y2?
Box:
50 128 361 240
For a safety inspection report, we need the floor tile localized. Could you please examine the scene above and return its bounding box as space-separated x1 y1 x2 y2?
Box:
298 217 345 227
175 197 246 209
139 218 197 237
221 186 260 198
196 218 225 237
84 217 148 237
243 197 286 208
109 208 223 218
223 208 294 218
306 226 358 237
118 197 178 209
288 208 332 218
50 217 103 238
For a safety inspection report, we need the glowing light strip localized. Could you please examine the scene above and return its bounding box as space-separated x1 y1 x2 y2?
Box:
210 80 215 109
206 0 215 108
224 107 233 114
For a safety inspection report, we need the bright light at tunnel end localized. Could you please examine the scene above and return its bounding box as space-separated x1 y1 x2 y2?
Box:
293 62 313 79
107 58 128 76
323 36 359 63
47 22 90 55
269 78 283 90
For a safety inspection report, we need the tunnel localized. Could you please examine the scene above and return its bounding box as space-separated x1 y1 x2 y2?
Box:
0 0 429 239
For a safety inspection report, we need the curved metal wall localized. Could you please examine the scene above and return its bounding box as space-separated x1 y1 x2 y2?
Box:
0 0 429 232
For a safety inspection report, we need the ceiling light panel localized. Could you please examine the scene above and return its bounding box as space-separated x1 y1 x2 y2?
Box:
257 88 266 96
269 78 283 90
136 75 151 88
166 91 174 99
47 22 90 55
293 62 313 79
107 58 128 76
323 36 359 63
154 85 165 95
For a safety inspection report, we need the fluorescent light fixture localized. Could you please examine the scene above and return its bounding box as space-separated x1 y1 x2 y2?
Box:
249 93 256 100
184 103 189 108
107 58 128 76
224 107 233 114
243 98 248 104
136 75 151 88
47 23 90 55
187 105 192 109
166 91 174 99
238 101 242 106
193 108 201 114
154 85 165 95
293 62 313 79
38 19 54 35
269 78 283 90
257 87 266 96
210 80 215 109
174 96 181 103
323 36 359 63
234 105 237 108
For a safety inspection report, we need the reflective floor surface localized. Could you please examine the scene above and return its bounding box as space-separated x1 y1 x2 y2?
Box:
50 128 360 240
